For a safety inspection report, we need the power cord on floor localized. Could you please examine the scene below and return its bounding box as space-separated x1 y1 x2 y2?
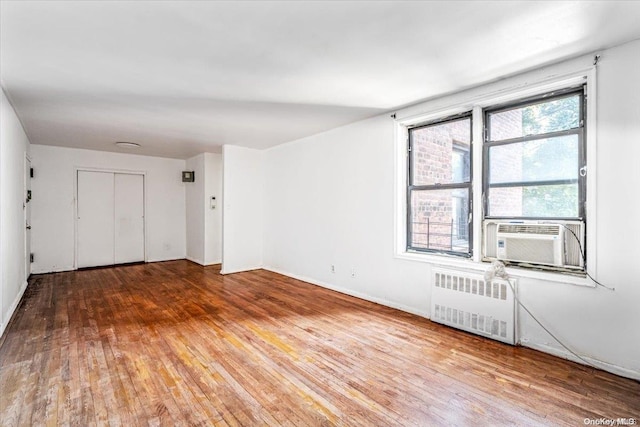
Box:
484 261 595 368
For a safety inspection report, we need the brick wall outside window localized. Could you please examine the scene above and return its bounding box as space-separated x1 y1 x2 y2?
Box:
410 111 522 252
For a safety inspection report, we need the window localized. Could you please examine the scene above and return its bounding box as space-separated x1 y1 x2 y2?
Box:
484 88 585 220
399 77 592 276
407 114 472 256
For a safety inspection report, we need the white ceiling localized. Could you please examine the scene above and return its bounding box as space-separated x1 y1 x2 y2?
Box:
2 1 640 159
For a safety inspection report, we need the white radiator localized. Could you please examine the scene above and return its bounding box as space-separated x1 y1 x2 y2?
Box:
431 268 516 345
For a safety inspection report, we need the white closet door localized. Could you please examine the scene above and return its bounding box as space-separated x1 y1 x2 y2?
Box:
114 173 145 264
77 171 115 268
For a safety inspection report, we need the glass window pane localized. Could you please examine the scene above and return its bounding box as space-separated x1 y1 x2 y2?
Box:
411 117 471 186
489 135 579 184
489 94 580 141
410 188 470 253
487 184 578 217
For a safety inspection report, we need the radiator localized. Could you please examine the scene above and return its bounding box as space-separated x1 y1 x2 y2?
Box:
431 268 516 345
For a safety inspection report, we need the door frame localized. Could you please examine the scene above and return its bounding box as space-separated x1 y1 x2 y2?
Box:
74 167 147 270
24 153 32 281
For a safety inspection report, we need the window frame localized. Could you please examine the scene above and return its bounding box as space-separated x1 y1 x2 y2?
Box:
482 86 587 221
406 112 473 257
394 68 597 284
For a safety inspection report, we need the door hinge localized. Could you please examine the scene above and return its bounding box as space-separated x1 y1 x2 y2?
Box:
30 167 34 178
30 253 34 263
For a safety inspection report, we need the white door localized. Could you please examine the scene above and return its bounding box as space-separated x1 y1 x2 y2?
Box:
114 173 144 264
24 157 31 280
77 171 115 268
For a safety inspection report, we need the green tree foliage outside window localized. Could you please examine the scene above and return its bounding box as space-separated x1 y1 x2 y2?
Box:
520 95 581 218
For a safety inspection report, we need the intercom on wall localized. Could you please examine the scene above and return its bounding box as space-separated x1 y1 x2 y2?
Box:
182 171 195 182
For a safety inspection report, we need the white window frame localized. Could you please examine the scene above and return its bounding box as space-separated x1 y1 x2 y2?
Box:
394 67 597 286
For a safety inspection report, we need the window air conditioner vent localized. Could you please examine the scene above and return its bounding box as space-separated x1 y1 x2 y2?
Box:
497 224 560 235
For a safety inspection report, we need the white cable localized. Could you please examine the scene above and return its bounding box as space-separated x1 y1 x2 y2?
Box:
485 261 595 368
559 224 615 291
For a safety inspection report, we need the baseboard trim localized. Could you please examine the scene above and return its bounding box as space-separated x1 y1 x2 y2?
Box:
263 266 639 382
262 266 429 319
0 280 29 339
31 265 75 274
186 258 221 267
186 256 205 266
146 257 186 264
521 341 640 381
220 266 263 275
32 257 189 274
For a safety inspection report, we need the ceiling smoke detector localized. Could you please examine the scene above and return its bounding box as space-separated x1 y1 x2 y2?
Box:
115 141 141 148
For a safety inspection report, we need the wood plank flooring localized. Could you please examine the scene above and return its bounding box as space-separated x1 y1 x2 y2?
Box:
1 260 638 426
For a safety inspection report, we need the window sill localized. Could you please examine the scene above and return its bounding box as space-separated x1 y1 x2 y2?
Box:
395 251 594 287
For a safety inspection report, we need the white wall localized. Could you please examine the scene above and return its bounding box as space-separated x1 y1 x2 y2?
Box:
30 144 186 273
515 40 640 378
204 153 222 265
185 152 223 266
185 154 205 264
221 145 263 274
262 40 640 379
0 89 31 337
264 115 429 315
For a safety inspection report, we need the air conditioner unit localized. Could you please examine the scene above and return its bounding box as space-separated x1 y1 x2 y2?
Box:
483 220 585 269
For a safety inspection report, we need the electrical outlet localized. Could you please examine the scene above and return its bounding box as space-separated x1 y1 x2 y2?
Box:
331 265 335 273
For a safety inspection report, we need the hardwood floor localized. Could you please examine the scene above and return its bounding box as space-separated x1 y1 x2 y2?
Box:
1 260 638 426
